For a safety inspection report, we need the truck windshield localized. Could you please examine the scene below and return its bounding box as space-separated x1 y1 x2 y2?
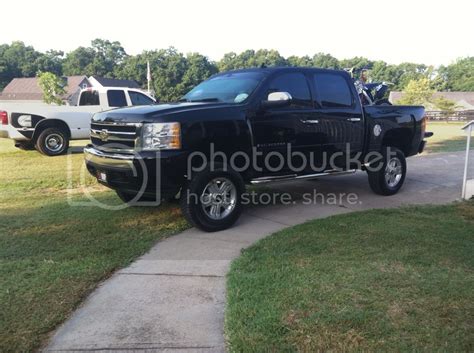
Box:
182 72 265 104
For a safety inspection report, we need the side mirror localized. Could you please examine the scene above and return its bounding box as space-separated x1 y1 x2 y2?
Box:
261 92 292 109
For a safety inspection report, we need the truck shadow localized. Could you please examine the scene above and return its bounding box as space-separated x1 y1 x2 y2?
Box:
68 145 87 154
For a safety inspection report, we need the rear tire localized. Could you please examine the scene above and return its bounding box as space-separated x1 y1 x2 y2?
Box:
367 146 406 195
35 128 69 156
180 168 245 232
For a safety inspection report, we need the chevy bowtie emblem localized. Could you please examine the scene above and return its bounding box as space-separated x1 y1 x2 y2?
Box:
99 129 109 141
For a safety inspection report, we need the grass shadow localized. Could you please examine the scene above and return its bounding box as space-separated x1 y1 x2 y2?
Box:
424 136 472 154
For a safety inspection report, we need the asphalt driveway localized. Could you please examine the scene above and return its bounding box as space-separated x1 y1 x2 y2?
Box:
45 151 472 352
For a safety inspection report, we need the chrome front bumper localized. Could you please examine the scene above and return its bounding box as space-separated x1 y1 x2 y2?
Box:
84 146 135 169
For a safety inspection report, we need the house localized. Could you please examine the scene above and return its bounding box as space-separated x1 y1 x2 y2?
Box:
389 91 474 111
0 76 91 105
88 76 140 89
0 76 141 105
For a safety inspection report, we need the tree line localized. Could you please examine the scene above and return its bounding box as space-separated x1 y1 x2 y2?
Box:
1 39 473 102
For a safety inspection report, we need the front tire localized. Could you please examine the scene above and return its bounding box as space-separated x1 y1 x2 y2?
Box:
35 128 69 156
180 168 245 232
367 146 406 195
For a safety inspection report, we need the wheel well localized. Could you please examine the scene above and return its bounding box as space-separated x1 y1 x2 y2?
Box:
33 119 71 141
382 128 412 155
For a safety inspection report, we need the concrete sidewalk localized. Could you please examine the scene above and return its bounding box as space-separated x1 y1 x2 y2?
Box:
45 151 471 352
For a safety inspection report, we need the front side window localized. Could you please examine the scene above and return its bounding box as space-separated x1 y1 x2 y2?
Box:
267 72 312 108
79 90 99 106
107 90 128 107
129 91 155 106
313 73 353 108
182 72 265 104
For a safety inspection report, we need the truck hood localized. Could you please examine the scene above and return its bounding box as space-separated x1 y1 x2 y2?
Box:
92 102 241 124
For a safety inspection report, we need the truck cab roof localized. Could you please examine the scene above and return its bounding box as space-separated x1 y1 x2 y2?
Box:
215 66 350 76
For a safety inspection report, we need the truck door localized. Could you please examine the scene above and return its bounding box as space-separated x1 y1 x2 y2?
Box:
250 72 320 176
312 72 364 169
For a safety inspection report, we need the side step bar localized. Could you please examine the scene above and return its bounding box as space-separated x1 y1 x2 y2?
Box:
250 169 357 184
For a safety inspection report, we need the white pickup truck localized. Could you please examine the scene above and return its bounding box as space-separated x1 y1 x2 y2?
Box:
0 87 155 155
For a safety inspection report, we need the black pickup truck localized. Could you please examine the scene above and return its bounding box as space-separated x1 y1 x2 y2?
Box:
85 67 429 231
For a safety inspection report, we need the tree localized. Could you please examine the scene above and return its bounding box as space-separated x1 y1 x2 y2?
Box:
437 57 474 91
0 41 44 89
217 49 287 71
433 96 459 117
339 57 373 71
62 46 96 76
34 50 64 76
62 39 127 77
397 78 434 106
150 48 188 101
287 55 312 67
89 39 127 77
37 71 66 105
311 53 340 69
395 62 431 90
115 48 218 101
180 53 217 94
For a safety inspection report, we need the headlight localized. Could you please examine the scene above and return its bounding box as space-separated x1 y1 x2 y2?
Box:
141 122 181 150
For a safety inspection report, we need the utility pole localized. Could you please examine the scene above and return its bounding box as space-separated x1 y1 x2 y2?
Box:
147 60 151 94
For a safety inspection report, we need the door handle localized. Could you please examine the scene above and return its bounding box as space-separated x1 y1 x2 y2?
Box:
347 117 361 122
301 119 319 124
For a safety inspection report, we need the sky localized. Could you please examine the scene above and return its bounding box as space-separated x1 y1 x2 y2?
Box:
1 0 473 66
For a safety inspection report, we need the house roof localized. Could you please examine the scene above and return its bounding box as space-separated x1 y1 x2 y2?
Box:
0 76 88 101
0 75 141 101
0 77 43 100
389 91 474 110
90 76 140 89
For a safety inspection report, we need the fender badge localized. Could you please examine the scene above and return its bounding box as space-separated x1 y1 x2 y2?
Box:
373 124 382 137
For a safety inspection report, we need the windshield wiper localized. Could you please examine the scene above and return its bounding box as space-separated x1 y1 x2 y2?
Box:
189 98 221 102
178 98 189 102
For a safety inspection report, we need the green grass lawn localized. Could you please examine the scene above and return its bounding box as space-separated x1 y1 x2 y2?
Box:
424 121 472 153
0 139 186 352
226 202 474 352
0 121 470 352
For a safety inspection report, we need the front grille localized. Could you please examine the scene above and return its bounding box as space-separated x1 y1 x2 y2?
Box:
90 122 140 150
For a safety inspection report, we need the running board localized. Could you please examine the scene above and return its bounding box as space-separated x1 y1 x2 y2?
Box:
250 169 357 184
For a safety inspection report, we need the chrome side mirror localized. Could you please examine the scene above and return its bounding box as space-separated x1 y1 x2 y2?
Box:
262 91 292 108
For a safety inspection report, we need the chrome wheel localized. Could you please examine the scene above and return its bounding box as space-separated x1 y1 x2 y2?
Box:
45 133 64 152
385 157 403 188
201 177 237 220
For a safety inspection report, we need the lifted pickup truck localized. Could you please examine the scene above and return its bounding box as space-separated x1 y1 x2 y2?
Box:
0 87 155 155
85 67 430 231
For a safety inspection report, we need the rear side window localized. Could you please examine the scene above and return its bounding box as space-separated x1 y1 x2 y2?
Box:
107 90 128 107
313 73 353 108
268 73 312 108
79 90 100 106
129 91 154 106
